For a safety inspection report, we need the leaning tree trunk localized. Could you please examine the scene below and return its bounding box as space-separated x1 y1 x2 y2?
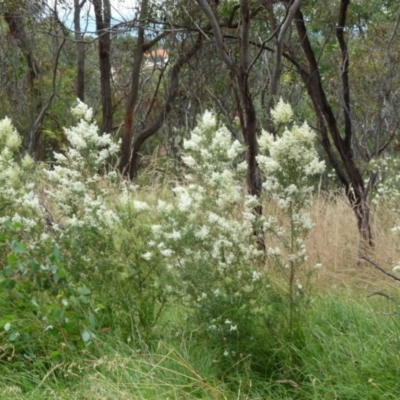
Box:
284 2 374 247
119 0 148 175
128 34 203 178
2 5 42 157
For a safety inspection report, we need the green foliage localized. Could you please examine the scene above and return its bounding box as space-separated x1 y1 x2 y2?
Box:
0 221 95 369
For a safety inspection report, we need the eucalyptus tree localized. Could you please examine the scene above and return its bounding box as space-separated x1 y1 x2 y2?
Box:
119 0 204 178
189 0 400 248
0 0 69 158
264 0 400 247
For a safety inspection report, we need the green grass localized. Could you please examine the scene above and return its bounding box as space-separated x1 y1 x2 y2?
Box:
2 290 400 399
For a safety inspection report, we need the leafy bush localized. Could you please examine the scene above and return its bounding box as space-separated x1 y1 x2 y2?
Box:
0 221 95 369
0 99 325 376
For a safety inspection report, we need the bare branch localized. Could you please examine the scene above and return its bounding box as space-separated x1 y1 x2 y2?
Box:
336 0 352 148
368 291 400 305
269 0 302 99
360 256 400 282
128 34 203 178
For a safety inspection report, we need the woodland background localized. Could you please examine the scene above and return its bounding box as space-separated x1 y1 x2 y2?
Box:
1 0 400 398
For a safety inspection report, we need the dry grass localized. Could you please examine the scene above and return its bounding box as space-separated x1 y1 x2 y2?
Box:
307 192 400 292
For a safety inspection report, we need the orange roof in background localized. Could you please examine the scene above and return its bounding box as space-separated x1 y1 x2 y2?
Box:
145 48 169 59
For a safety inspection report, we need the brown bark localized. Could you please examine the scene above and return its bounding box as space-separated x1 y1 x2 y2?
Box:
2 3 42 157
196 0 262 199
74 0 86 101
119 0 171 176
119 0 149 174
265 0 302 132
92 0 112 133
2 6 40 92
128 34 203 178
284 1 373 246
196 0 265 250
28 24 66 158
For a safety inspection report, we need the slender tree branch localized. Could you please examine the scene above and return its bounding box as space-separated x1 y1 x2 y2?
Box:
269 0 302 100
195 0 238 74
128 34 203 178
368 291 400 305
336 0 352 148
360 256 400 282
29 21 67 156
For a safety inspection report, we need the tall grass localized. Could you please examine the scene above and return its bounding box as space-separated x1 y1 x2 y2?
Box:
2 291 400 399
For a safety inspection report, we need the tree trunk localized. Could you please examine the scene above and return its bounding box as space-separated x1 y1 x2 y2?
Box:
74 0 86 101
2 4 42 157
92 0 112 133
119 0 148 174
128 34 203 178
286 3 374 246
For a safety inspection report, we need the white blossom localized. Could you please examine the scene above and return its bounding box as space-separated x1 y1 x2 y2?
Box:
270 98 294 125
142 252 152 261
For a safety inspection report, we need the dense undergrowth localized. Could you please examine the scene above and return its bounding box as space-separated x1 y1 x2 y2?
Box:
1 101 400 398
2 294 400 399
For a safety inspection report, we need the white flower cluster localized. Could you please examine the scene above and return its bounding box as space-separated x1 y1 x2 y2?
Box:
0 117 42 232
61 100 120 172
258 100 325 305
258 106 325 213
270 97 294 125
370 157 400 209
44 101 120 228
142 111 265 332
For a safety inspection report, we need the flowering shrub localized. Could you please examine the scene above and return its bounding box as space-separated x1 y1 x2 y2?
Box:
370 156 400 209
258 99 325 326
38 101 168 341
136 112 267 357
44 99 120 229
0 104 115 366
0 117 43 235
0 219 97 368
0 99 325 371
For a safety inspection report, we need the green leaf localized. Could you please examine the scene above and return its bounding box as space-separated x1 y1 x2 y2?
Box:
81 330 91 343
0 279 16 290
50 351 60 359
79 295 89 304
77 287 91 296
27 259 40 274
6 253 16 268
52 307 64 321
53 246 61 263
88 312 96 329
10 240 26 254
9 331 20 341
